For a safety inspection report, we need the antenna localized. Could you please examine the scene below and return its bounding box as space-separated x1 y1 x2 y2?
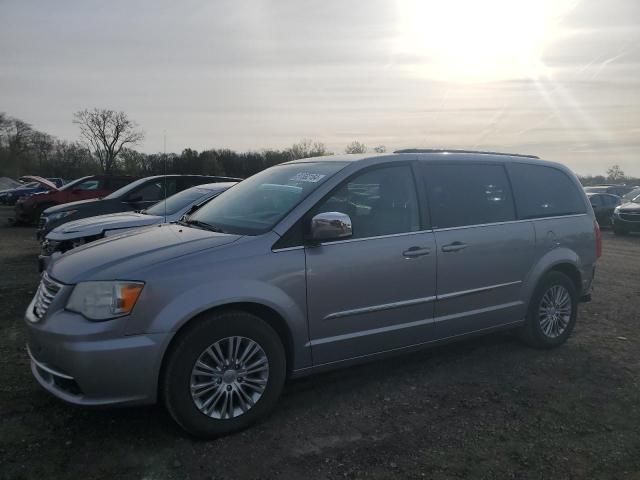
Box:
163 131 167 222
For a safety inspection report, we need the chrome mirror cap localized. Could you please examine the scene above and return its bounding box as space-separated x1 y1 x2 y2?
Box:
310 212 353 241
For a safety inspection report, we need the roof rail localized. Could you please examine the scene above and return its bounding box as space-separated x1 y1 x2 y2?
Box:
393 148 539 159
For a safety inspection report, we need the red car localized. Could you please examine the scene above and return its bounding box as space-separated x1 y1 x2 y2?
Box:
15 175 138 226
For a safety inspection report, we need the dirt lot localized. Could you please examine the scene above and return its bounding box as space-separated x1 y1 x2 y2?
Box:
0 205 639 480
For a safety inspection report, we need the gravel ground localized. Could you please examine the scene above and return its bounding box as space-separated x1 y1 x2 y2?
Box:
1 205 639 480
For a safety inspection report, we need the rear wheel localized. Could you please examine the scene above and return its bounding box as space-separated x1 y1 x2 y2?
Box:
520 271 578 348
162 310 286 438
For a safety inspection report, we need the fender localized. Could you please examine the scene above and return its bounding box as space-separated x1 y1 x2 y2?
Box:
521 246 580 306
143 278 312 370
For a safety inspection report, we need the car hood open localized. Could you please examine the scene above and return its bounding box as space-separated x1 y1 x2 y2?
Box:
23 176 59 191
49 223 241 284
47 211 164 241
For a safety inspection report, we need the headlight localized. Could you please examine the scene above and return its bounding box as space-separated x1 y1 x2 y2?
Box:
46 210 77 223
613 206 621 216
66 281 144 321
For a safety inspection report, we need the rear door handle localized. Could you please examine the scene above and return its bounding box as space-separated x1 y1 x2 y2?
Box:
403 246 431 258
441 241 468 253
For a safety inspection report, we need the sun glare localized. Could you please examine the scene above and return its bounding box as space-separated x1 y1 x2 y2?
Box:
395 0 565 82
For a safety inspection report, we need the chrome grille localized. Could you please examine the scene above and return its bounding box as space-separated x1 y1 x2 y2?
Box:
32 273 62 320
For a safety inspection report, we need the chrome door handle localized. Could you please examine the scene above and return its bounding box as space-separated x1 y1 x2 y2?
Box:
441 242 468 253
403 246 431 258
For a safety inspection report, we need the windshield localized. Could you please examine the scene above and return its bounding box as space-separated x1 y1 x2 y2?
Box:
146 187 213 216
16 182 39 189
622 188 640 202
104 177 153 199
189 162 346 235
59 176 91 191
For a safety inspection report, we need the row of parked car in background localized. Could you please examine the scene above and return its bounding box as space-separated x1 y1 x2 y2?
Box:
583 184 640 235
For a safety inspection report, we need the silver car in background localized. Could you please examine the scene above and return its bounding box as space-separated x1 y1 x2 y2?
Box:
25 150 600 437
38 182 237 271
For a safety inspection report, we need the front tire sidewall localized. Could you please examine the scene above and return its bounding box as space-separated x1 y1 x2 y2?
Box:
522 271 578 349
162 311 286 438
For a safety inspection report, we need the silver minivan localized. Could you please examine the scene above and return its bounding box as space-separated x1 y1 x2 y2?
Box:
25 150 601 437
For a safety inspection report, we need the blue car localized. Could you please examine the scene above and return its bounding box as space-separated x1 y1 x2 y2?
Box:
0 176 65 205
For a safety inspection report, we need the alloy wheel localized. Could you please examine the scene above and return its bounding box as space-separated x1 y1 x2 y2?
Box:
190 336 269 419
538 285 572 338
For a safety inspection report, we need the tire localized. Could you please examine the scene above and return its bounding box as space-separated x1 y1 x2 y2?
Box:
520 271 578 349
162 310 286 438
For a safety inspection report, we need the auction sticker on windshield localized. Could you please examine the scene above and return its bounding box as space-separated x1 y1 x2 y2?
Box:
290 173 326 183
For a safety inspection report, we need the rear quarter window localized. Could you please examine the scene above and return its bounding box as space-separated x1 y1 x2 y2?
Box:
508 163 586 219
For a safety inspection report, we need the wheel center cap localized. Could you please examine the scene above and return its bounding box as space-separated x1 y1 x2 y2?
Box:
222 370 238 384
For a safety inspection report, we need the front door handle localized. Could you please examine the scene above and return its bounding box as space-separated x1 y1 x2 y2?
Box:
441 241 468 253
403 246 431 258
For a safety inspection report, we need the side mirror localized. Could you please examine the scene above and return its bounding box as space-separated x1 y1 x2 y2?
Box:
309 212 352 242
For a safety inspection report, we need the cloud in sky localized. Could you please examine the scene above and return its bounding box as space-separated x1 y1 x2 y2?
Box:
0 0 639 175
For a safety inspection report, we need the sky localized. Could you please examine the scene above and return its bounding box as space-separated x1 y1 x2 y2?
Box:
1 0 639 175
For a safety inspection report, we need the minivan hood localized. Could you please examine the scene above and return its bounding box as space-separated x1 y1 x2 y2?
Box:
47 211 162 241
50 223 241 283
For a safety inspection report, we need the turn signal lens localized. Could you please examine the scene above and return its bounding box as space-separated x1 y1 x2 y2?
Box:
115 283 144 315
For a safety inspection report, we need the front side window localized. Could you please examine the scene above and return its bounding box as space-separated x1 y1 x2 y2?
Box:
424 163 516 229
508 164 586 219
311 165 420 239
189 162 347 235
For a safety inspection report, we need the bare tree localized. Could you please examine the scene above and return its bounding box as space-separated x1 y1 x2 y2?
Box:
606 164 625 183
345 141 367 154
288 139 331 160
73 109 144 173
31 131 55 172
373 145 387 153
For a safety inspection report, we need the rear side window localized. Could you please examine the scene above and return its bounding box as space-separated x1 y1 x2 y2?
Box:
508 164 586 219
423 163 516 229
589 195 603 207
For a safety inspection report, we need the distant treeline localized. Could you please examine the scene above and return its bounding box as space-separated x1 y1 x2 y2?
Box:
0 111 637 186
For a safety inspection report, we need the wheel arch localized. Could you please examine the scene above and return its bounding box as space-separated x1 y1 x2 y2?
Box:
157 301 296 400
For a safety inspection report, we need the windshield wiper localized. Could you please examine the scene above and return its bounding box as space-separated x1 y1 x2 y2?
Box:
186 219 227 233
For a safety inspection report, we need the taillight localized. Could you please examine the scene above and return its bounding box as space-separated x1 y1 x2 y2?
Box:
594 220 602 259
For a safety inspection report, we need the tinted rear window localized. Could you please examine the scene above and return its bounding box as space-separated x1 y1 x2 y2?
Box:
423 163 516 229
508 164 586 219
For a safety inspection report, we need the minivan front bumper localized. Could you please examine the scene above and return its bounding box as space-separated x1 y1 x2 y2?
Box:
25 305 169 407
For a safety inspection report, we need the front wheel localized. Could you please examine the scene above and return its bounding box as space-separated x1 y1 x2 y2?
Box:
520 271 578 349
162 310 286 438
